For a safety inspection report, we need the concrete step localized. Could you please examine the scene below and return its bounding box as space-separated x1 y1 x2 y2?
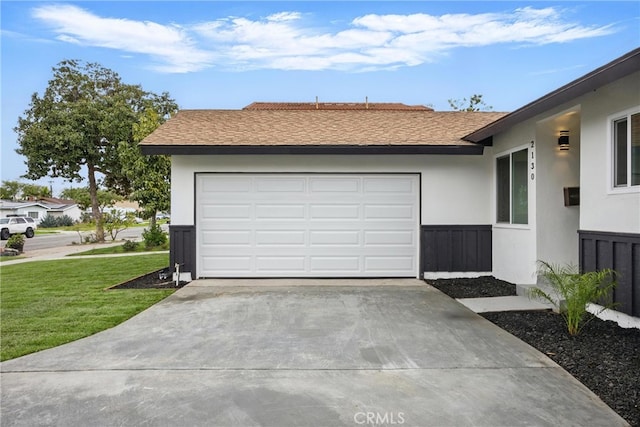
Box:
517 283 564 311
457 296 554 314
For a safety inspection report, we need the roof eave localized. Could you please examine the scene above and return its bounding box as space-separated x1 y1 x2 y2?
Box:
464 48 640 143
140 144 484 156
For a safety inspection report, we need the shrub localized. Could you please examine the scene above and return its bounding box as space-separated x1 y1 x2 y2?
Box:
38 214 75 228
529 261 617 335
142 224 167 249
6 234 25 252
103 210 134 241
122 240 138 252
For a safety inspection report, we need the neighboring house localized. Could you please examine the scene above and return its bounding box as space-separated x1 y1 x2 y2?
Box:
0 200 51 223
141 48 639 318
37 197 83 223
109 200 141 216
0 198 82 224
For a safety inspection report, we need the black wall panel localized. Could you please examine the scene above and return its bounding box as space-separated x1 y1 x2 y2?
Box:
169 225 196 276
421 225 492 273
579 230 640 317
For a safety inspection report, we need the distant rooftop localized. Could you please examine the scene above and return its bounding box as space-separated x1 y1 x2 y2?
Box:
243 101 433 111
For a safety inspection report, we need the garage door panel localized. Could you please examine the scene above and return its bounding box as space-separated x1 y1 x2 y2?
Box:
201 177 252 193
197 174 418 278
309 230 360 246
256 256 305 272
364 204 415 220
202 204 251 219
202 230 251 245
255 204 305 219
202 256 252 272
255 230 306 246
364 177 415 193
310 177 360 193
310 204 360 219
365 256 415 271
256 178 306 193
310 257 360 272
364 230 414 246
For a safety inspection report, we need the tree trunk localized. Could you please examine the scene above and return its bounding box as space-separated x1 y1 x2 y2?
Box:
149 210 157 229
87 163 105 242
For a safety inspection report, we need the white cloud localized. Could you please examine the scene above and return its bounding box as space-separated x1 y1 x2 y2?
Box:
31 4 616 73
31 4 214 73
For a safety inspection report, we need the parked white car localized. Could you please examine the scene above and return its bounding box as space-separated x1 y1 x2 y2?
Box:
0 217 37 240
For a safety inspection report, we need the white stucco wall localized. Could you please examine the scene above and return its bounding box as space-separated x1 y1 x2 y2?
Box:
490 70 639 285
487 127 538 285
49 206 83 223
171 154 492 227
579 71 640 233
534 111 581 269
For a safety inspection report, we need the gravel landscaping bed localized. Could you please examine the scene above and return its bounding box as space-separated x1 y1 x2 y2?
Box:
110 268 188 289
426 276 640 427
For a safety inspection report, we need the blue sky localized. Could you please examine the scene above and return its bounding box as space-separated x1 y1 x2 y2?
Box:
1 1 639 196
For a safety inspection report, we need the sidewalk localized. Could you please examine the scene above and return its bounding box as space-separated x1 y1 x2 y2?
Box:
457 295 554 313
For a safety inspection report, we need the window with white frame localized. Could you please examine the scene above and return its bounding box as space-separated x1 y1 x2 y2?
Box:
28 211 39 219
612 109 640 188
496 147 528 224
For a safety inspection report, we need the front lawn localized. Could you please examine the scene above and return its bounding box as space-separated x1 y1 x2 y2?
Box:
67 241 169 256
0 254 172 361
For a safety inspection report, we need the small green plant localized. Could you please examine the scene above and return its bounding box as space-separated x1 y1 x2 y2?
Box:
529 261 617 335
6 234 25 252
122 240 139 252
142 224 167 249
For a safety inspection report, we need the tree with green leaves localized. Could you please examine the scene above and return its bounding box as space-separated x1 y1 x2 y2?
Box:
0 180 50 200
20 183 51 200
60 187 122 213
0 181 24 200
15 59 177 241
448 94 493 111
118 109 174 228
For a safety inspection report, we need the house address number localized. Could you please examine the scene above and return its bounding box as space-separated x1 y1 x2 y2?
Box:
530 140 535 180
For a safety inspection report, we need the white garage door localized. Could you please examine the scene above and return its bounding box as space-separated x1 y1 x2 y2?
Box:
196 174 419 278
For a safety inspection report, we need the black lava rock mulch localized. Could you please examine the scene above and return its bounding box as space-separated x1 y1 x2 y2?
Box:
426 276 517 299
428 276 640 427
110 268 188 289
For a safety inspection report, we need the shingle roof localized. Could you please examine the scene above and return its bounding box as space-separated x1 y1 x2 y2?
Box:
243 102 433 111
140 109 507 149
0 199 77 210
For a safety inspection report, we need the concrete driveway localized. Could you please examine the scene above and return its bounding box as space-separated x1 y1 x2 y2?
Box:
0 279 628 426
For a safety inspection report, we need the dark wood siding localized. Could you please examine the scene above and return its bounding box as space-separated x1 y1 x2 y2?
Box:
579 230 640 317
421 225 492 273
169 225 196 277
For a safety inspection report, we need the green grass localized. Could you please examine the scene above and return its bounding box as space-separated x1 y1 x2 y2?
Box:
0 256 26 263
68 242 169 256
0 254 172 361
35 229 60 235
40 223 97 232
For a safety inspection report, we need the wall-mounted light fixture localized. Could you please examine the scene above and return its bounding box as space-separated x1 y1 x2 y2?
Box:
558 130 570 151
